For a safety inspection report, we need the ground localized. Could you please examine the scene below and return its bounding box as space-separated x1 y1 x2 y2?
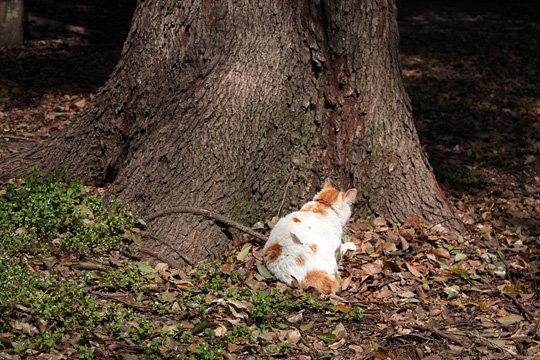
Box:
0 1 539 359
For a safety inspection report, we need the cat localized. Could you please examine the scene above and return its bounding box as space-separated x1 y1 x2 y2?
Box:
263 179 357 294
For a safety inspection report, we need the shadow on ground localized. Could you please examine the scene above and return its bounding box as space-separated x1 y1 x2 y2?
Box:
399 0 539 197
0 0 136 108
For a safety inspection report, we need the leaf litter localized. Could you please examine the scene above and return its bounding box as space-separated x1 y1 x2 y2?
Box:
1 0 539 359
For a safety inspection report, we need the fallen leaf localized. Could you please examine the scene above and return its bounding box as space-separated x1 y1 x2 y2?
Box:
213 324 227 337
432 247 451 259
362 262 382 275
496 313 524 325
333 323 347 339
161 291 178 302
406 262 423 277
399 227 415 240
256 263 273 279
287 312 303 323
299 322 314 333
407 214 422 228
136 261 156 275
397 290 416 298
228 343 244 352
341 276 352 290
74 98 87 109
291 232 302 244
317 333 337 343
400 235 410 250
328 337 346 350
285 329 301 344
236 245 252 261
192 321 216 334
443 285 460 300
454 253 468 261
334 304 353 313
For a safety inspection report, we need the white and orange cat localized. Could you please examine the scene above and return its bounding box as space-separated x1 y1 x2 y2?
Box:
263 179 357 294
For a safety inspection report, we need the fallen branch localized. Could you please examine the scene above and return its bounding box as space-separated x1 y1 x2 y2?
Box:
410 324 464 345
0 134 38 142
144 206 268 244
90 291 149 311
492 236 535 322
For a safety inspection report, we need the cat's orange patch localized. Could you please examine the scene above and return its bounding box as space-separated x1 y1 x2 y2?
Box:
292 217 301 223
301 270 339 295
296 254 306 266
316 187 341 205
300 203 328 215
301 188 341 215
263 243 282 263
310 244 318 253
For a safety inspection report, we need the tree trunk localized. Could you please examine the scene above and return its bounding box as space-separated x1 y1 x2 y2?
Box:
0 0 23 47
0 0 463 266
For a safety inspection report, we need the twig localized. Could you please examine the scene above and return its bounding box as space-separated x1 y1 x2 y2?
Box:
424 216 463 233
0 134 38 142
90 291 149 311
277 170 293 218
475 229 536 323
412 324 520 357
144 206 267 244
410 324 464 345
464 332 521 357
137 247 181 268
508 293 535 322
68 261 109 271
492 234 535 322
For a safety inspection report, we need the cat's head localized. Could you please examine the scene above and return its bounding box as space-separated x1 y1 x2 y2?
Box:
312 178 357 224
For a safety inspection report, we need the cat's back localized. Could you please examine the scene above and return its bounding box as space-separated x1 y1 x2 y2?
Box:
269 210 340 239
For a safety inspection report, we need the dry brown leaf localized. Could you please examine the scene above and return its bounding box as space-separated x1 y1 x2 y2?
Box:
361 262 382 275
228 343 244 352
432 247 451 259
406 262 423 278
341 276 352 290
407 214 422 228
374 287 393 299
348 344 365 354
399 227 415 240
334 304 354 313
328 337 346 350
399 236 410 250
213 324 227 337
285 329 301 344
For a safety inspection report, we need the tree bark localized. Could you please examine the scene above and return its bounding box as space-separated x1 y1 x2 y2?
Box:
0 0 463 266
0 0 23 47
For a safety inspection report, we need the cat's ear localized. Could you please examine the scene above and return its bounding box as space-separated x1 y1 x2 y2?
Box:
344 188 357 205
323 178 334 189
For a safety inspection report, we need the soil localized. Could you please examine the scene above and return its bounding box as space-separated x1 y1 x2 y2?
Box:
0 0 538 358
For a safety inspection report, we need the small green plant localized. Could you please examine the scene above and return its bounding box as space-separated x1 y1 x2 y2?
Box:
251 289 302 324
435 166 479 188
191 341 224 360
104 264 149 294
0 260 104 354
0 173 137 258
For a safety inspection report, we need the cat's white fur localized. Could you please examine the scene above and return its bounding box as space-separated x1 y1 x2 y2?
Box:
263 179 356 293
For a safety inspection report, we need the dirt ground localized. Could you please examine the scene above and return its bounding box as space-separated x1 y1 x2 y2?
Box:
0 1 538 358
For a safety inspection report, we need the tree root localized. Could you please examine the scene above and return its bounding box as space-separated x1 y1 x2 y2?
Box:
144 206 268 244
